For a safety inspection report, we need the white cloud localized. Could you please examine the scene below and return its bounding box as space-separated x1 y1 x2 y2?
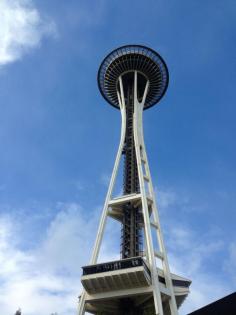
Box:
165 223 233 314
223 241 236 284
156 189 178 209
0 204 97 315
100 172 110 186
0 0 56 66
154 187 235 314
0 189 234 314
0 202 120 315
180 274 232 314
74 181 84 191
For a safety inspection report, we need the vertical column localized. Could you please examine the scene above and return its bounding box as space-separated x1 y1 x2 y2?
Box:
133 71 164 315
77 78 127 315
121 72 142 259
133 71 178 315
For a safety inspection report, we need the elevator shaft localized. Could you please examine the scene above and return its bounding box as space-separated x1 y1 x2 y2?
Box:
121 74 142 259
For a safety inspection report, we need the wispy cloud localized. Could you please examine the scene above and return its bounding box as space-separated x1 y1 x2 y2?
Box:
100 173 110 186
0 0 56 66
0 189 234 314
157 187 234 314
0 204 96 315
166 224 233 314
223 241 236 284
156 188 178 209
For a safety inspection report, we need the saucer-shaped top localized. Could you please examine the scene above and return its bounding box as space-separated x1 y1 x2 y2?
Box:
97 45 169 109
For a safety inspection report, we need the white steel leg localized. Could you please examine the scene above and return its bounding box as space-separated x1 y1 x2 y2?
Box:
133 71 178 315
133 71 164 315
77 78 127 315
136 77 178 314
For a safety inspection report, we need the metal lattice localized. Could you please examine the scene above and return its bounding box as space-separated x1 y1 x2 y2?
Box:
121 73 142 259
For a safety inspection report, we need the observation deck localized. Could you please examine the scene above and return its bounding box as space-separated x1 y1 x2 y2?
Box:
97 45 169 109
81 257 191 315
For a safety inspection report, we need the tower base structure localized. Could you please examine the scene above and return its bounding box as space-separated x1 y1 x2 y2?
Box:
81 257 190 315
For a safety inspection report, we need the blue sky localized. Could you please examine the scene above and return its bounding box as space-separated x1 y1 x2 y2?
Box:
0 0 235 314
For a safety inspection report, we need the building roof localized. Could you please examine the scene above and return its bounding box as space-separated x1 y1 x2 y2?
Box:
188 292 236 315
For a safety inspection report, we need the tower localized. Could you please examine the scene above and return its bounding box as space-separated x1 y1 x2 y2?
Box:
78 45 191 315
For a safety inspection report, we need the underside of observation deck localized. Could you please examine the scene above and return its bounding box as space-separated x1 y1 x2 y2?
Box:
81 258 191 315
98 45 169 109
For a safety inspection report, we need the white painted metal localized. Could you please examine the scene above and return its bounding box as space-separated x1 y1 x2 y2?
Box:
77 77 127 315
108 193 142 206
89 77 126 265
81 265 151 294
133 71 164 315
77 72 178 315
133 71 178 314
132 71 178 315
86 285 153 301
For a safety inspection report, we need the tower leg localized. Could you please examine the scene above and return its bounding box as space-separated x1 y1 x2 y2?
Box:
77 79 127 315
140 109 178 315
133 71 178 315
77 292 85 315
133 72 164 315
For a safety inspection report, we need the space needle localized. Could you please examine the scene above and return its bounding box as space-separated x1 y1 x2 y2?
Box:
77 45 191 315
